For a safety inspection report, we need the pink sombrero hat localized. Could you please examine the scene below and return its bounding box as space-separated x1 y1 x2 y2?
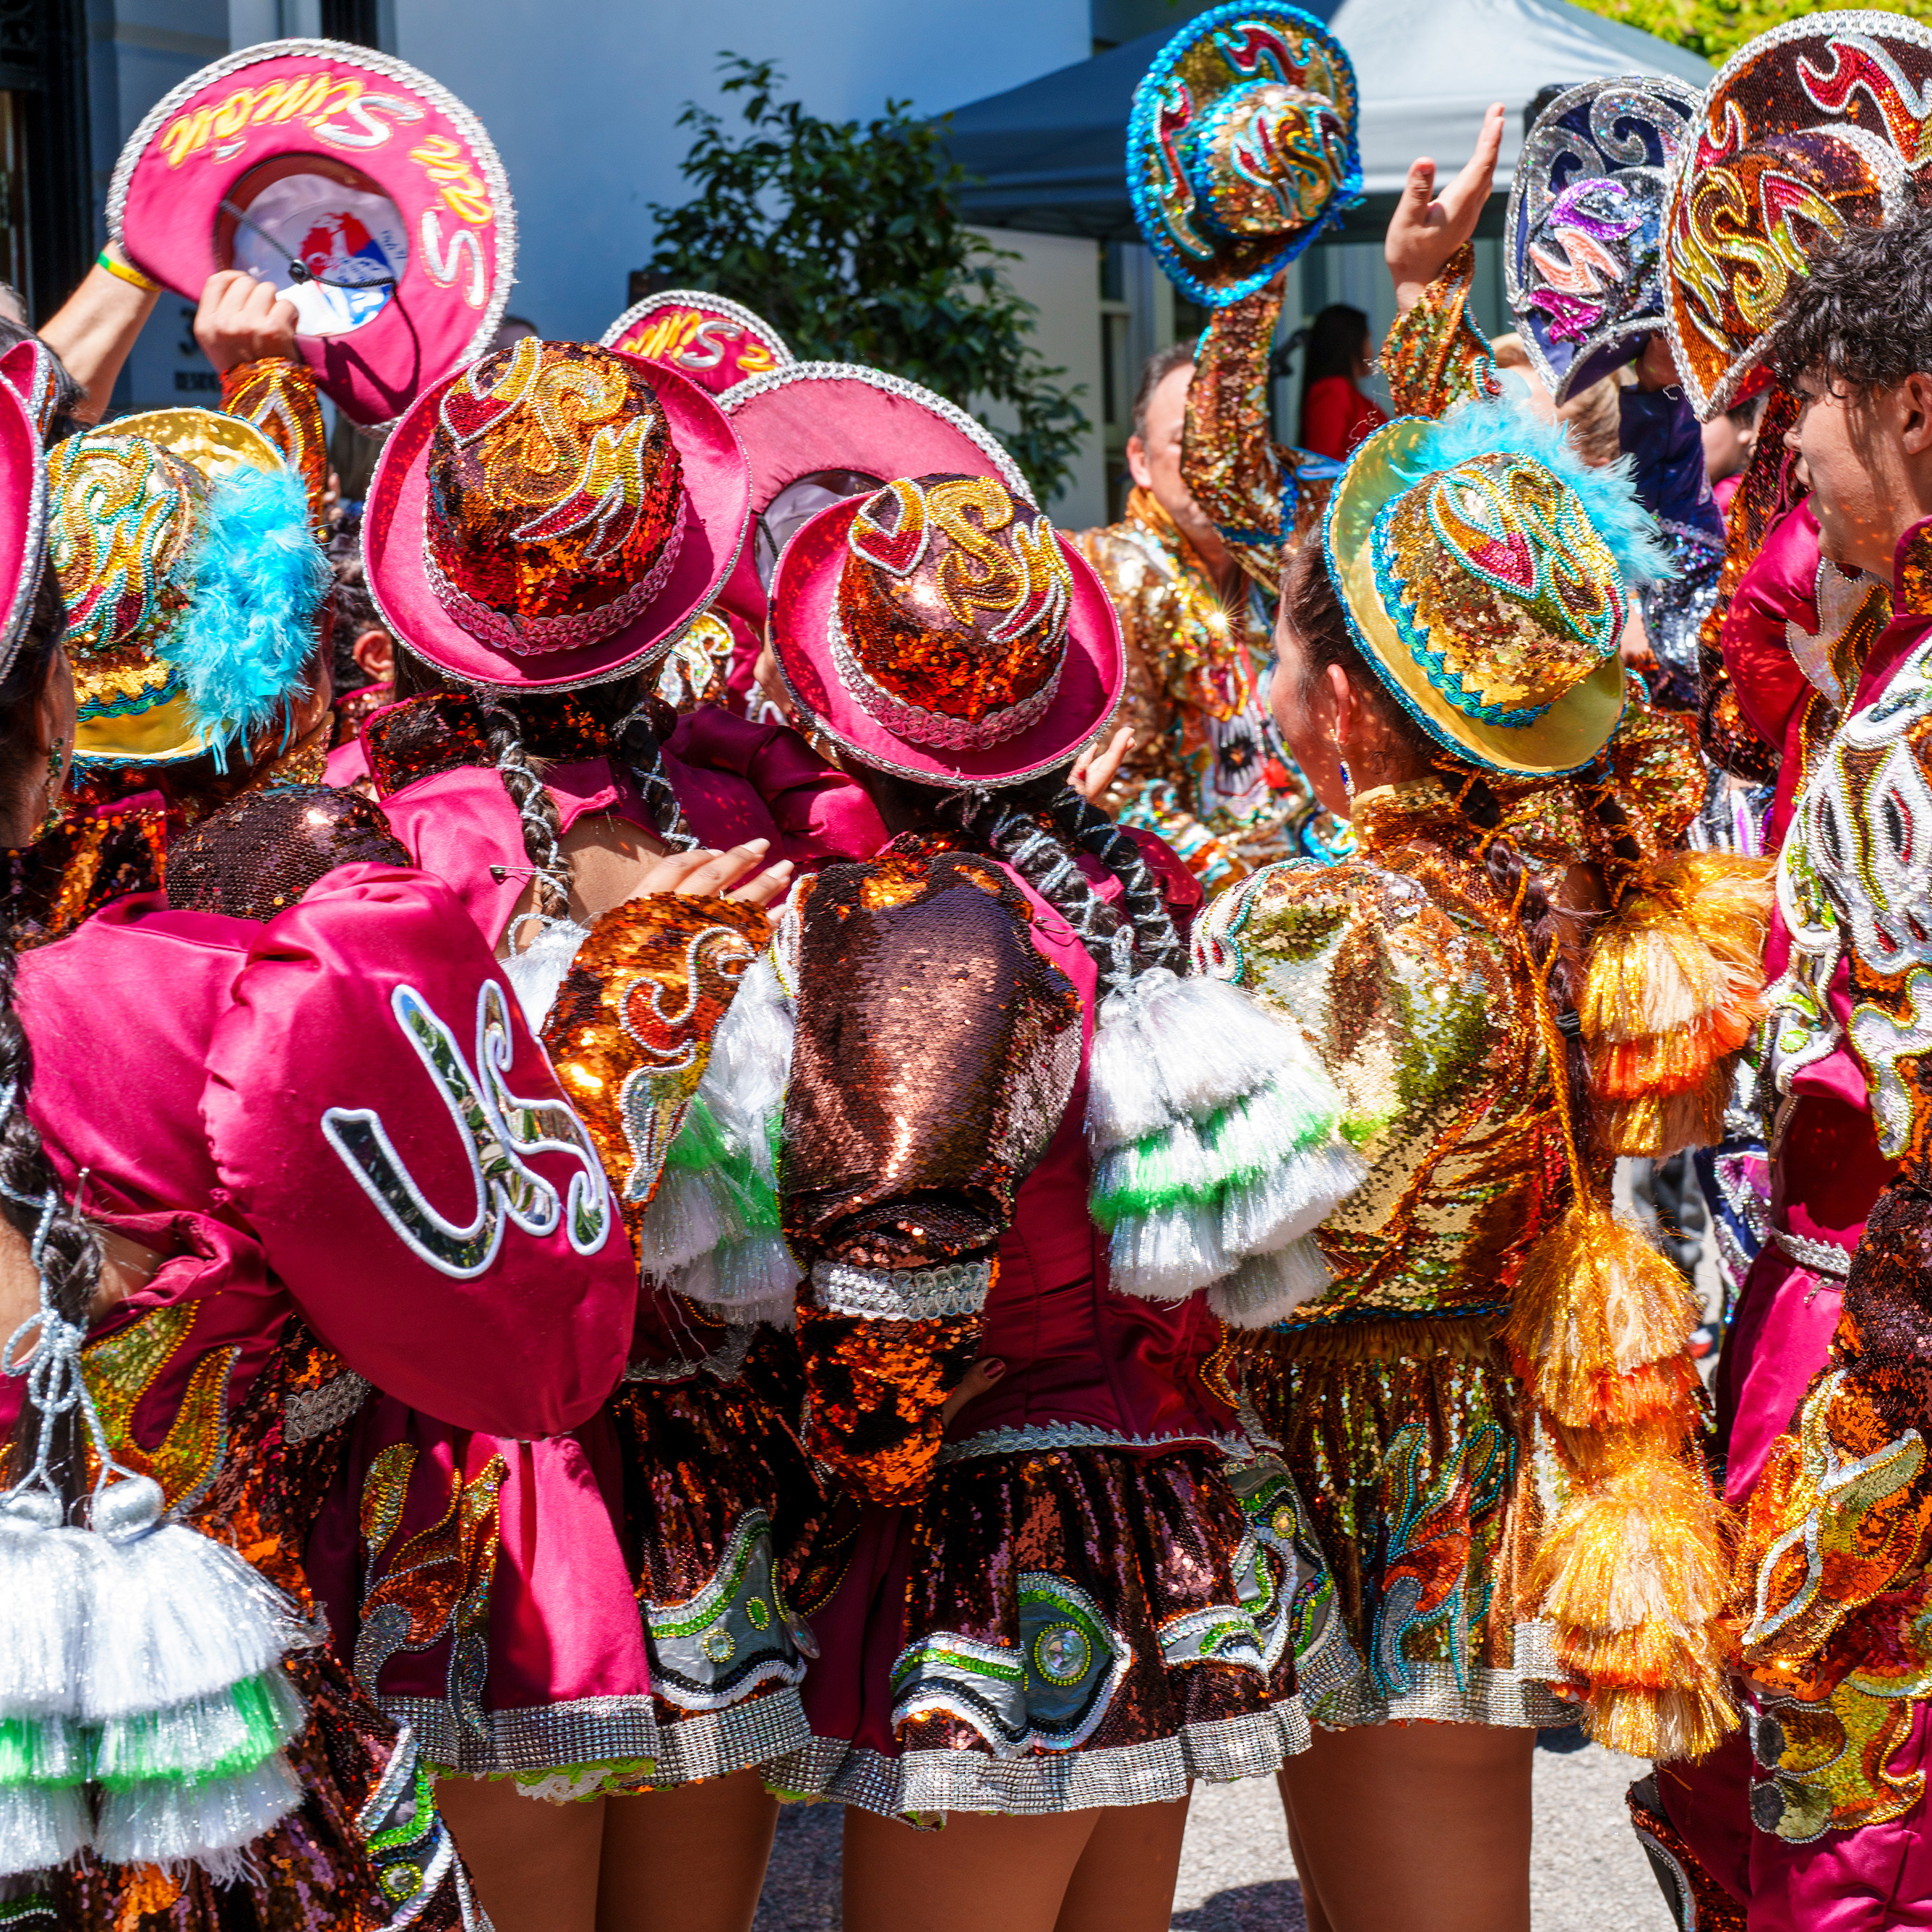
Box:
0 375 45 681
108 39 514 429
0 339 66 445
364 337 751 692
721 361 1031 621
601 291 793 398
768 473 1122 789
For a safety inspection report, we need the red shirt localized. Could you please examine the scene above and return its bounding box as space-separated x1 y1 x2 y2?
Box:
1300 374 1388 460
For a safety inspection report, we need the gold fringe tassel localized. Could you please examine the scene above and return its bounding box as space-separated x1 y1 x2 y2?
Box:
1578 851 1774 1158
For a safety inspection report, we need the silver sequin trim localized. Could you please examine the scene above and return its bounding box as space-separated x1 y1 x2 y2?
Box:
828 606 1065 750
765 1702 1310 1817
717 361 1033 503
380 1683 811 1783
813 1258 991 1321
1305 1621 1580 1733
1772 1227 1852 1280
283 1369 371 1444
421 506 684 657
601 290 794 367
935 1422 1249 1467
105 38 517 429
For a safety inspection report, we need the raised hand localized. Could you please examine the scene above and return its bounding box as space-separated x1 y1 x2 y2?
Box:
1386 103 1506 314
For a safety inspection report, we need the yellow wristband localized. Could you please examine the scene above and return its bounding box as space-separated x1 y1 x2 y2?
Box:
97 249 160 295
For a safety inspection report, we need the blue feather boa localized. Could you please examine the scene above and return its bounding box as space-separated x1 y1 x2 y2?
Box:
172 464 327 765
1388 393 1675 589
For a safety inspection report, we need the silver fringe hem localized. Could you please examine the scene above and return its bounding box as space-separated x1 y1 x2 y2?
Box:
762 1701 1313 1818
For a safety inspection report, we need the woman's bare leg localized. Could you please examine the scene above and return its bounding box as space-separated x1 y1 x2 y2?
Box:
595 1772 780 1932
1052 1791 1192 1932
1276 1723 1534 1932
436 1776 605 1932
1277 1780 1336 1932
843 1804 1099 1932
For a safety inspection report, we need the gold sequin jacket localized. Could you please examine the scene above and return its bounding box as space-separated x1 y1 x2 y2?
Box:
1073 486 1335 886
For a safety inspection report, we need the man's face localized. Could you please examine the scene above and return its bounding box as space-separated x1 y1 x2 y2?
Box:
1126 363 1194 516
1790 367 1912 579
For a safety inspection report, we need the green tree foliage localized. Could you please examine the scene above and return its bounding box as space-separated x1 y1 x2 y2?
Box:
647 56 1089 505
1566 0 1932 61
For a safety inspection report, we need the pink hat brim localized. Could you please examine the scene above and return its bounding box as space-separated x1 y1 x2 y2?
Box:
108 43 513 429
768 496 1124 788
0 374 44 680
719 361 1031 632
601 291 793 398
363 350 752 692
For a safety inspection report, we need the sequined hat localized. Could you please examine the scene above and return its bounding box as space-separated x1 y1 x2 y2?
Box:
0 377 46 684
363 337 751 691
1325 398 1672 778
1663 15 1932 420
108 38 515 429
720 362 1032 622
601 291 793 399
1128 2 1361 308
768 472 1124 787
48 410 327 769
1506 77 1701 407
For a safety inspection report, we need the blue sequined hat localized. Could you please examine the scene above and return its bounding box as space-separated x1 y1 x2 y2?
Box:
1128 2 1362 308
1505 76 1701 407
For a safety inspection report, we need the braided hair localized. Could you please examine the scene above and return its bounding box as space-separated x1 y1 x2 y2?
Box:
2 572 105 1495
922 774 1187 995
476 695 573 924
587 681 700 854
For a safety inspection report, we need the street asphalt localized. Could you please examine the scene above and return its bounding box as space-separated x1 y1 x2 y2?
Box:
749 1735 1670 1930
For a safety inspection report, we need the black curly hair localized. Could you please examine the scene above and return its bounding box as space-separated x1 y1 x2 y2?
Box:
1773 205 1932 394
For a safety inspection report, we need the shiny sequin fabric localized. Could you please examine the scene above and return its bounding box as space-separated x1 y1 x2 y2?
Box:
1073 487 1345 885
1182 283 1339 590
1194 770 1682 1723
783 849 1082 1503
835 475 1075 747
0 797 166 949
1381 244 1504 423
1744 533 1932 1837
1663 15 1932 418
425 338 684 652
220 358 330 541
1126 5 1360 306
543 892 770 1234
166 785 408 920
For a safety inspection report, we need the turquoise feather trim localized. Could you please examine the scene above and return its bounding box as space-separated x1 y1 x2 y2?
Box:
172 463 327 766
1388 392 1673 589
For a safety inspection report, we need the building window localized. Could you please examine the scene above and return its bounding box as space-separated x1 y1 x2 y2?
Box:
0 0 90 321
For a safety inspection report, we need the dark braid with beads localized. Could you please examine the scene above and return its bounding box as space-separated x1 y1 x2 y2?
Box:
935 777 1185 995
476 696 573 923
611 699 701 853
1 575 105 1496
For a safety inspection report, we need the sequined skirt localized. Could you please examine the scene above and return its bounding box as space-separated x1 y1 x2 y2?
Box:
768 1441 1312 1817
41 1648 485 1932
1245 1325 1574 1730
306 1364 817 1797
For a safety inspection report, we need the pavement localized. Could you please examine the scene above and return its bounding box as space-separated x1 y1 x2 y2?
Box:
750 1734 1669 1930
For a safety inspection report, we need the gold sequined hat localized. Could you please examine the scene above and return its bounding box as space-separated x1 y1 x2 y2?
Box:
1128 2 1362 307
364 337 751 690
768 471 1125 787
1325 398 1669 778
1663 15 1932 419
48 410 326 768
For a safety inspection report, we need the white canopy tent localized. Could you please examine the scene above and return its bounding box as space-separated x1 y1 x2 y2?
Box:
1334 0 1712 199
945 0 1713 239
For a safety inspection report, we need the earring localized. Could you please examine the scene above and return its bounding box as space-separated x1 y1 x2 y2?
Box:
38 736 65 839
1336 752 1353 797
